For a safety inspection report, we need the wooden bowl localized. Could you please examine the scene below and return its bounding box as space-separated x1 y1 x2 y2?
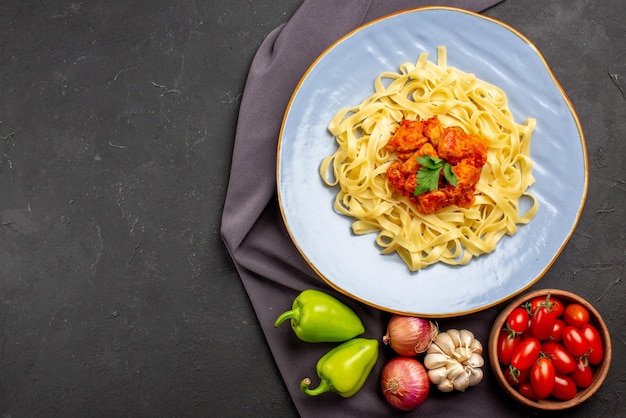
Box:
488 289 612 410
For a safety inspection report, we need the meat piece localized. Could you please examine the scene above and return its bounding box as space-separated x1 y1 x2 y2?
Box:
402 143 439 175
452 159 482 190
422 116 444 147
386 161 406 193
384 119 429 161
416 189 453 215
455 188 476 209
438 127 487 166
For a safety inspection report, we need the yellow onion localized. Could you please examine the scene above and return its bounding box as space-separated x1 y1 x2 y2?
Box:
383 315 438 356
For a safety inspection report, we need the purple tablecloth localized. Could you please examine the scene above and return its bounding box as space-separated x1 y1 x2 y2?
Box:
220 1 533 416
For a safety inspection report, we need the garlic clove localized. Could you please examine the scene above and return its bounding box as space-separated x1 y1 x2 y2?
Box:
427 367 449 385
469 337 483 355
426 341 447 355
437 380 455 393
452 370 471 392
446 329 461 347
467 352 484 368
445 362 465 380
458 329 475 347
424 353 448 369
469 367 484 387
433 332 456 355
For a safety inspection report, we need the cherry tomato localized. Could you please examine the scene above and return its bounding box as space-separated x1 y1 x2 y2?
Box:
552 374 578 401
531 304 557 340
530 357 556 399
497 329 521 365
549 297 565 318
507 307 529 333
562 326 589 357
564 303 590 328
529 294 564 317
549 319 565 341
518 382 539 401
520 317 533 340
510 337 541 371
504 365 529 386
571 357 593 388
581 323 604 365
541 341 576 374
506 307 529 335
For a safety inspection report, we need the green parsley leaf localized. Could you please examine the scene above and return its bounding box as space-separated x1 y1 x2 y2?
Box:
417 155 443 169
413 155 458 196
443 163 458 187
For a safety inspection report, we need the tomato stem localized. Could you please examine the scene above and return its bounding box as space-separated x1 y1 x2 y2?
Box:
507 365 521 384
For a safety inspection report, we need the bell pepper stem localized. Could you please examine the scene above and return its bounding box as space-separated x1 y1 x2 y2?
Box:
274 309 297 328
300 377 331 396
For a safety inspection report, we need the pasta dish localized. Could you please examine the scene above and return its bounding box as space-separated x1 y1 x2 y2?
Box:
320 47 538 271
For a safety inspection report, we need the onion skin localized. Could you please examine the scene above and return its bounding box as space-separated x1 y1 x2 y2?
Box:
383 315 438 356
381 357 429 411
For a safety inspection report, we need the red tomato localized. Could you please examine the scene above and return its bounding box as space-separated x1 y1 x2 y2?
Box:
529 294 564 317
510 337 541 371
552 374 578 401
571 357 593 388
518 382 539 401
581 323 604 365
531 305 557 340
549 319 565 341
564 303 590 328
530 357 556 399
528 297 543 314
541 341 576 374
504 365 529 386
506 307 529 335
520 317 533 340
562 326 589 357
549 297 565 318
497 330 521 365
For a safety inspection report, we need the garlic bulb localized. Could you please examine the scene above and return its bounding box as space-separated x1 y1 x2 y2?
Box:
423 328 484 392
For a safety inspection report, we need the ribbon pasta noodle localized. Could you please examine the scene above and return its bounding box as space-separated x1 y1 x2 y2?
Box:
320 47 538 271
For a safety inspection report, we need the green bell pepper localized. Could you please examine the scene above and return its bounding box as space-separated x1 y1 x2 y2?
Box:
300 338 379 398
274 289 365 343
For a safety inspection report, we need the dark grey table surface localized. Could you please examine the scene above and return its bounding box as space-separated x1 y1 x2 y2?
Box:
1 0 624 416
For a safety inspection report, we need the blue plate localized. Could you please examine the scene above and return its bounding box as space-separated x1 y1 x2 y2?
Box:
277 7 587 317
